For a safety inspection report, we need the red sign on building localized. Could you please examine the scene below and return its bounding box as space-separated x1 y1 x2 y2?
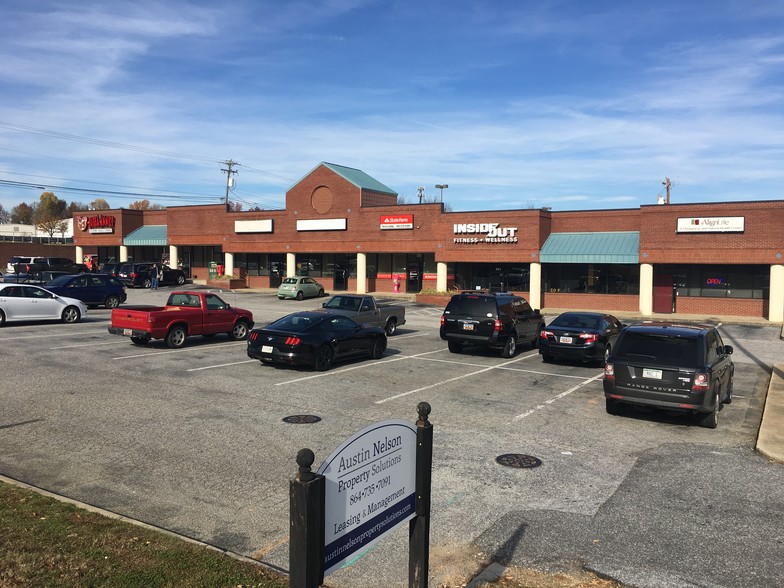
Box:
379 214 413 230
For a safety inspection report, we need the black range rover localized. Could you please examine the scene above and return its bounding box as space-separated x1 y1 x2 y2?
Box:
439 291 545 357
603 322 734 429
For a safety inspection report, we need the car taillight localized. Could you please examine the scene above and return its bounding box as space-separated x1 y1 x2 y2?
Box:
494 319 502 332
285 336 301 346
692 373 709 391
130 272 137 278
604 363 615 381
541 329 553 339
579 333 598 343
248 332 259 342
440 314 445 327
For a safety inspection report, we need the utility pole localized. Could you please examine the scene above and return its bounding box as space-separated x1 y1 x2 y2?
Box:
662 177 671 204
222 160 239 211
417 186 425 204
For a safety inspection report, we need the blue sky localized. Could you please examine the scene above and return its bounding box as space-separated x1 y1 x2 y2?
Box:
1 0 783 214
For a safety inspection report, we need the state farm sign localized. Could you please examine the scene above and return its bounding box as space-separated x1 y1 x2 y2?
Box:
380 214 413 230
77 215 116 234
453 222 518 244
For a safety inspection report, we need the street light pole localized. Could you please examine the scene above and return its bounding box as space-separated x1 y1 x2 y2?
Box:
435 184 448 202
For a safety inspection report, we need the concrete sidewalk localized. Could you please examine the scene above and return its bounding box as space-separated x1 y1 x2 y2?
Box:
757 362 784 463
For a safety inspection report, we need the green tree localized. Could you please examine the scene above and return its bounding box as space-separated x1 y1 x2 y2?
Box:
34 191 69 237
11 202 35 224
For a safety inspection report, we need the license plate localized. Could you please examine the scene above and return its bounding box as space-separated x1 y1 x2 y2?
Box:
559 336 573 344
643 368 663 379
123 329 132 336
262 345 273 353
462 323 474 331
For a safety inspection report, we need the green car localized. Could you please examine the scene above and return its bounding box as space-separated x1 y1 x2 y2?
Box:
277 276 326 300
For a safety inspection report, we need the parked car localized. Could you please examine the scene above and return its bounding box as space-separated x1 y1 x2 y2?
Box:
2 270 72 285
98 262 124 278
277 276 325 300
247 310 387 371
8 256 88 275
539 311 626 365
45 273 128 309
108 291 253 348
320 294 406 335
439 291 545 357
0 283 88 325
603 322 734 429
117 263 187 288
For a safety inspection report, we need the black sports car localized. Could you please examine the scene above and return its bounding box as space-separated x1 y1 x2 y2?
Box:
539 311 626 365
247 310 387 371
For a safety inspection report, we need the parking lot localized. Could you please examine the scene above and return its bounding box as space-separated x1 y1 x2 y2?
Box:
2 286 783 587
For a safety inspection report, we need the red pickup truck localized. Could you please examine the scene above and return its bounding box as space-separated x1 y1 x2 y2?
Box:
108 291 254 348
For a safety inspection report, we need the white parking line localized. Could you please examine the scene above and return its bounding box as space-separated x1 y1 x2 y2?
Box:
512 373 604 421
113 341 246 359
375 352 540 405
0 329 108 341
52 341 124 349
411 355 593 380
188 359 257 372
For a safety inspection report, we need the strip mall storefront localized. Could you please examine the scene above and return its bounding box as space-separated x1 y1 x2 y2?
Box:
72 162 784 322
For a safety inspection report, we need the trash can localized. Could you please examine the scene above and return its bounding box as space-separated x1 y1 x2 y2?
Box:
216 264 225 275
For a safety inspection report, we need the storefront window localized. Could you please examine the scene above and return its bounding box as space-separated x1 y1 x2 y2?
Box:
365 253 378 278
659 264 769 299
296 253 322 276
543 264 639 294
235 253 271 276
453 263 531 292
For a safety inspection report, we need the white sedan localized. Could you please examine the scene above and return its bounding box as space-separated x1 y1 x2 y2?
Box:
0 283 88 326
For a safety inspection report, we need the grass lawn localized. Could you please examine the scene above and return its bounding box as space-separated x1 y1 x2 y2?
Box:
0 480 289 588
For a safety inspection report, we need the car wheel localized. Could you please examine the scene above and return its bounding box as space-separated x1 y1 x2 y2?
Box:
314 345 334 371
296 291 304 301
385 318 397 336
605 398 621 415
697 389 719 429
447 341 462 353
230 320 250 341
502 333 517 358
318 288 324 297
143 278 152 289
105 295 120 309
372 336 387 359
0 310 5 327
176 274 186 285
61 306 81 323
165 326 187 349
130 335 150 345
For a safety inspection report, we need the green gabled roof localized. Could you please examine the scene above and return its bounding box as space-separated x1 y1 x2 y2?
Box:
302 162 397 196
540 231 639 264
124 225 167 246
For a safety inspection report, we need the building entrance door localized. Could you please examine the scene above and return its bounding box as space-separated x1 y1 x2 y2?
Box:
406 262 422 293
333 267 348 291
653 274 674 313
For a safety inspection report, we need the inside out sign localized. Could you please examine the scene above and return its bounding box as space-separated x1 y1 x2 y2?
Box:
453 222 518 244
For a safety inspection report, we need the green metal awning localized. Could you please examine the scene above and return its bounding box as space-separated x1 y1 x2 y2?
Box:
123 225 167 246
540 231 639 263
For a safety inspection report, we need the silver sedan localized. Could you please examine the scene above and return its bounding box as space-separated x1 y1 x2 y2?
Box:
0 283 89 325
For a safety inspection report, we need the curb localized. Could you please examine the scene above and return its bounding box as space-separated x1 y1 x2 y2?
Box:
756 362 784 463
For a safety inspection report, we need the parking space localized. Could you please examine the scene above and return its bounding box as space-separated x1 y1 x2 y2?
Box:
1 289 779 586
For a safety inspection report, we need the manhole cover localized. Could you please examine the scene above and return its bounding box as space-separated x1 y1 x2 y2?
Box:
495 454 542 468
282 415 322 424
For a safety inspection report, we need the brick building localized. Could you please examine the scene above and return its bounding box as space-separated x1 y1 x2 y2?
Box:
71 162 784 321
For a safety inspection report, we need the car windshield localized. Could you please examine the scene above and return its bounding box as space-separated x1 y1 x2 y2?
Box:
46 276 73 287
267 314 319 332
615 332 700 365
551 313 601 330
445 296 497 316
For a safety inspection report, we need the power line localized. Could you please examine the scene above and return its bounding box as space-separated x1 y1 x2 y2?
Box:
0 178 222 203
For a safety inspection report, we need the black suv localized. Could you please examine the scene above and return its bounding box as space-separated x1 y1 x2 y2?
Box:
440 292 545 357
603 322 734 429
117 263 187 288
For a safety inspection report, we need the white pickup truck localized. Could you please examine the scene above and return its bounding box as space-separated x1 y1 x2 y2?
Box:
320 294 406 335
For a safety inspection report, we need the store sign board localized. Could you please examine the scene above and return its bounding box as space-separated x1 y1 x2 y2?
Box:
77 215 116 234
677 217 744 233
453 222 519 244
235 219 273 233
380 214 413 230
316 419 416 576
297 218 347 231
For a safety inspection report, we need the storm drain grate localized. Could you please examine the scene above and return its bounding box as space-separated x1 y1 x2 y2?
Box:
495 454 542 469
282 415 322 424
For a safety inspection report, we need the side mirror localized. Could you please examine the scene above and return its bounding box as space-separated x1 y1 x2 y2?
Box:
322 302 327 308
724 345 733 355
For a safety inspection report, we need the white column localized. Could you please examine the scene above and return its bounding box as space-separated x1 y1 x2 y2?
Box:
224 252 234 277
769 264 784 323
436 262 448 292
640 263 653 316
75 246 84 264
286 252 296 277
169 245 179 268
529 262 541 310
120 245 129 262
356 252 367 294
